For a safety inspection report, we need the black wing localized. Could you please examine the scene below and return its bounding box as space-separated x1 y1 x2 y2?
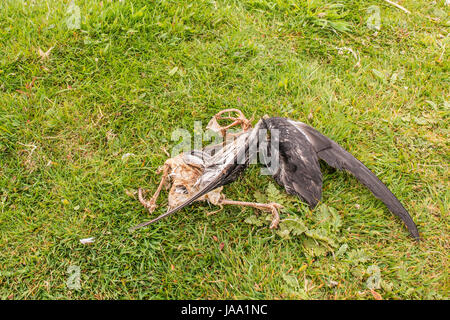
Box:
262 117 323 207
130 120 264 230
263 117 419 240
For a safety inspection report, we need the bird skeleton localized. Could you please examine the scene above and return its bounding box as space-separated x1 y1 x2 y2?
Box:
133 109 419 241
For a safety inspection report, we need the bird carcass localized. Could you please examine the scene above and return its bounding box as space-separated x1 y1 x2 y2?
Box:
132 109 419 241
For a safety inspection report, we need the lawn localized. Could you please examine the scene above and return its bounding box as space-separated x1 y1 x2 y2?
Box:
0 0 448 299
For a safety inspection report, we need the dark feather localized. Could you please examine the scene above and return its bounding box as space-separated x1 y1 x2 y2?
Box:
262 117 323 207
263 117 419 240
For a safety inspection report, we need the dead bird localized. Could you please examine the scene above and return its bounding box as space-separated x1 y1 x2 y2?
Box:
132 109 420 241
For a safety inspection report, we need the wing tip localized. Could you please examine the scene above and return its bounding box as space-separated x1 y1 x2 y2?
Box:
408 225 421 242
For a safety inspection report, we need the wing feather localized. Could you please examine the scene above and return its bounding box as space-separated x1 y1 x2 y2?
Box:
285 119 419 240
262 117 323 207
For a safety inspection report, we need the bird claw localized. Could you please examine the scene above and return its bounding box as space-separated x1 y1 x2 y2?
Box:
206 205 223 216
138 188 158 213
147 204 157 214
219 198 282 229
268 203 282 229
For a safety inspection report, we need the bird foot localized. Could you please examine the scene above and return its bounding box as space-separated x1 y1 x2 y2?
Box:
206 205 223 216
138 188 157 213
268 202 282 229
219 198 283 229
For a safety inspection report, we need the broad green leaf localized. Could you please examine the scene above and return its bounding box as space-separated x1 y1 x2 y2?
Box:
305 229 338 248
314 204 342 232
266 182 283 203
302 238 329 257
244 215 263 227
381 280 393 293
347 249 369 264
275 224 291 239
253 190 266 204
282 274 299 288
336 243 348 257
282 216 308 236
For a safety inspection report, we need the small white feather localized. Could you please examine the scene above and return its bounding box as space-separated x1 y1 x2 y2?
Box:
80 237 95 244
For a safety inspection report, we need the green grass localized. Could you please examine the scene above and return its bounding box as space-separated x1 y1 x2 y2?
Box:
0 0 448 299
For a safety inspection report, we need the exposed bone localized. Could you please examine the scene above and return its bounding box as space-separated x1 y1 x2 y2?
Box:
136 109 281 229
138 164 170 213
206 108 252 138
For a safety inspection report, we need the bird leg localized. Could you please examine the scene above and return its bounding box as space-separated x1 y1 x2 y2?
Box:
206 204 223 216
218 199 283 229
138 164 169 214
